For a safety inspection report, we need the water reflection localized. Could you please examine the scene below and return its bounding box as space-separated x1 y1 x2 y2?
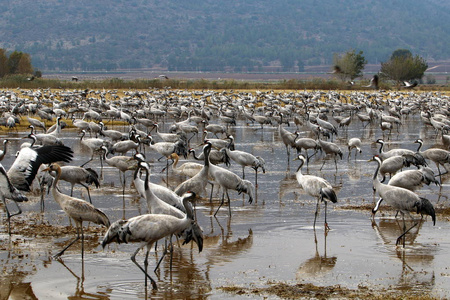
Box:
296 232 337 280
6 282 38 300
371 217 425 246
371 218 437 293
57 258 109 300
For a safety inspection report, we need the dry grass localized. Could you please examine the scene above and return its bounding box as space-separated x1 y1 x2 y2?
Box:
1 75 449 91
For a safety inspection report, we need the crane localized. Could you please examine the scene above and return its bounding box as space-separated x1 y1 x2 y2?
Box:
294 154 337 230
369 155 435 247
43 163 110 258
101 191 202 290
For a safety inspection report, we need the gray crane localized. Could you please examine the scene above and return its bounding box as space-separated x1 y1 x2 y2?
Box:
223 143 265 187
0 163 28 234
293 132 321 164
317 131 343 171
388 166 439 192
101 146 138 207
369 155 436 247
206 141 255 216
101 191 202 290
294 154 337 230
48 165 100 204
175 143 213 198
43 163 110 258
278 124 297 164
415 138 450 184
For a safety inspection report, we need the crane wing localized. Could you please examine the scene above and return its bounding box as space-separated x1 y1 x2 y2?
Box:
8 145 73 191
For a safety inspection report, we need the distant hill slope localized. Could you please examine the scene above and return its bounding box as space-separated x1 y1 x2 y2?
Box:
0 0 449 72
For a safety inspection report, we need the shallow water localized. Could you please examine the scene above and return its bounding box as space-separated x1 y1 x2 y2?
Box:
1 111 450 299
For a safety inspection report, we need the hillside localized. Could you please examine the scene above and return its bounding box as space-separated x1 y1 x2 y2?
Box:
0 0 449 72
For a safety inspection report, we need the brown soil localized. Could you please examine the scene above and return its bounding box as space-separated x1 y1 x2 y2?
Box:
219 282 438 299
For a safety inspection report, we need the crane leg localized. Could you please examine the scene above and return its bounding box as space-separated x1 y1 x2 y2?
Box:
80 183 93 204
324 201 330 231
54 227 81 258
214 192 226 216
396 221 418 247
320 159 326 171
2 196 22 235
226 190 232 217
209 184 215 203
131 246 158 290
154 237 171 272
313 198 320 229
80 154 94 168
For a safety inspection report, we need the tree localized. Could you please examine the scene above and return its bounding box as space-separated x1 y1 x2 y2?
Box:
0 48 8 78
17 53 33 74
8 51 23 74
332 49 367 82
391 49 411 59
380 49 428 85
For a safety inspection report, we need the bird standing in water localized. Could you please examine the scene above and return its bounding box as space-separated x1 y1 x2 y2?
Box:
294 154 337 231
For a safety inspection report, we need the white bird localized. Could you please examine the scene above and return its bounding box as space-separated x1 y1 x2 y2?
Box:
189 146 230 166
378 155 418 182
139 161 186 217
375 139 416 160
294 154 337 230
28 126 64 146
44 163 110 258
369 155 435 247
205 123 226 138
72 118 90 132
0 139 9 161
101 191 202 290
46 116 64 136
347 137 362 159
99 122 124 143
316 116 337 139
203 134 234 150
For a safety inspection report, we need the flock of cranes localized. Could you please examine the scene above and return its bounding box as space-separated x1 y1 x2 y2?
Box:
0 87 448 290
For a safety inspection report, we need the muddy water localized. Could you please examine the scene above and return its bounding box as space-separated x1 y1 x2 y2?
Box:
1 113 450 299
